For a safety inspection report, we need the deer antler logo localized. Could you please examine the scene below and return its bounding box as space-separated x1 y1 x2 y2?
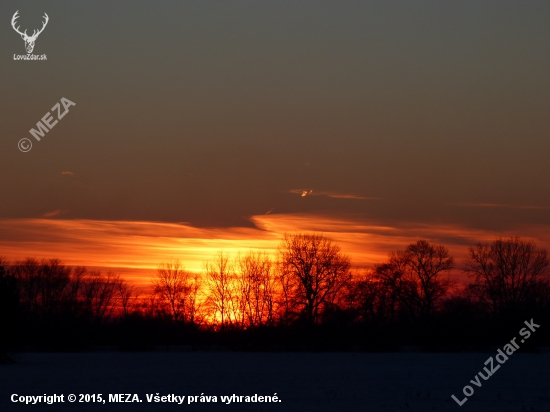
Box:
11 11 49 54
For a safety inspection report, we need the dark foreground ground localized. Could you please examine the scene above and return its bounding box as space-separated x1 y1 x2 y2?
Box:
1 352 549 411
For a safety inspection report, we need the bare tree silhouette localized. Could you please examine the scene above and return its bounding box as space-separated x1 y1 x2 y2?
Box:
185 272 202 324
81 271 120 323
11 259 132 324
66 266 87 314
116 281 140 317
465 237 550 316
404 240 454 317
152 260 199 322
277 233 351 325
12 258 71 319
235 251 276 328
361 241 454 322
372 251 418 321
4 232 548 351
205 252 236 328
0 260 19 363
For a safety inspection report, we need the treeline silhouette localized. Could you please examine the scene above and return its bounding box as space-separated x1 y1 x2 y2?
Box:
1 234 549 356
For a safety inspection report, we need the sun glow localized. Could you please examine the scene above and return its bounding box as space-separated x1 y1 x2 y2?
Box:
1 214 549 287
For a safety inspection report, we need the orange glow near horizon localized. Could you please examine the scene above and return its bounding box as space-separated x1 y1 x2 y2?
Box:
1 214 549 288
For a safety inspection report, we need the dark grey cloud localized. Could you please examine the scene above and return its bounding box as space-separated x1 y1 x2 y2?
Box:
1 1 549 230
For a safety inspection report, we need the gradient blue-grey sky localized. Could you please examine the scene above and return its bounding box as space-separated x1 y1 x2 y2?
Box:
2 1 549 231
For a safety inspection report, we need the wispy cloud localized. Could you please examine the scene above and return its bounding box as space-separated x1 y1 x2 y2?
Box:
61 171 74 176
42 209 68 218
288 189 379 200
0 218 279 282
450 202 550 210
1 214 548 288
251 213 550 271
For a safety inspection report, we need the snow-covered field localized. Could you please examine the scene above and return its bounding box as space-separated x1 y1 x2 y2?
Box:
1 352 548 411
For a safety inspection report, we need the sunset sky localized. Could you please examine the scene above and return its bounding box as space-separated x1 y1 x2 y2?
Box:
1 1 549 286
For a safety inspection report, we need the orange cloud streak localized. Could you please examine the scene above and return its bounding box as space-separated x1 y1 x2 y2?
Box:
0 215 549 287
288 189 378 200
